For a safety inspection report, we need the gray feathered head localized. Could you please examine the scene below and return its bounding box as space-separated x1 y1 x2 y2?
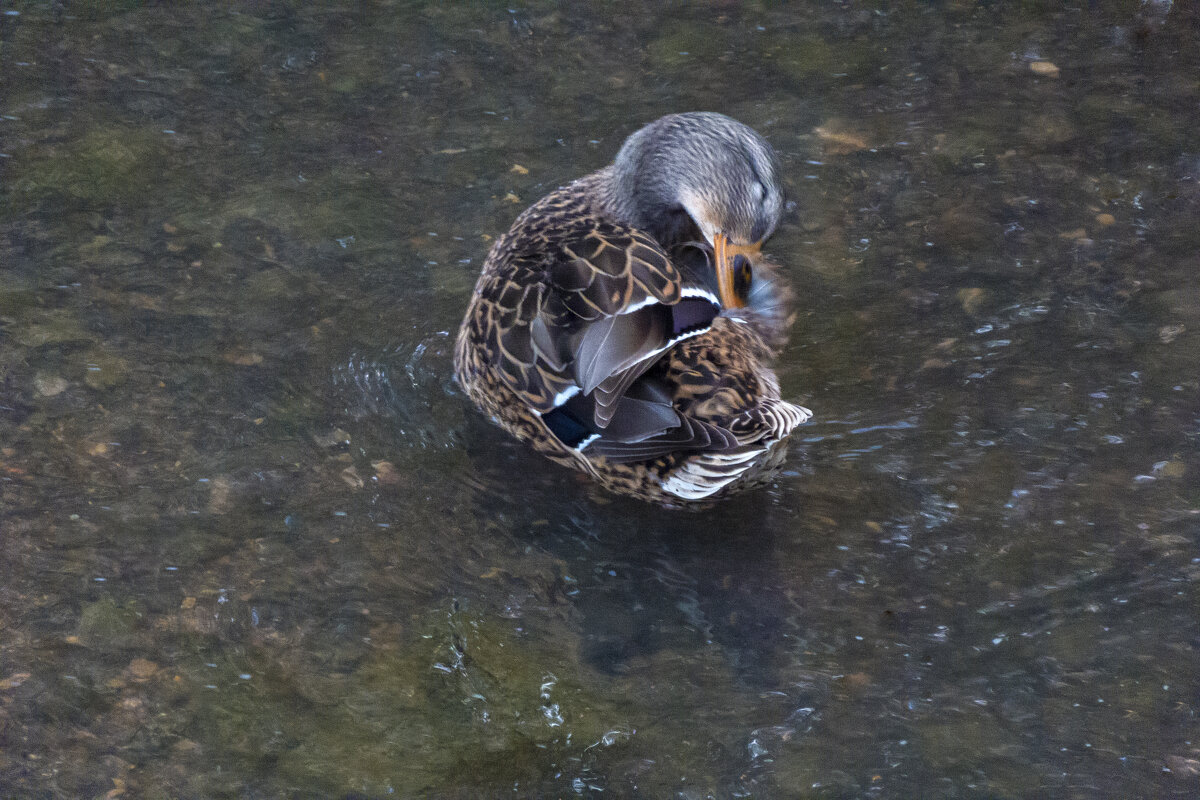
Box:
610 112 784 253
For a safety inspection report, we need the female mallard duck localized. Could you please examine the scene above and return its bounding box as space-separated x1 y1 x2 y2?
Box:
454 112 811 504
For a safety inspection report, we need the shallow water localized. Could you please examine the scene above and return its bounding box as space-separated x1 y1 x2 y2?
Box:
2 1 1198 797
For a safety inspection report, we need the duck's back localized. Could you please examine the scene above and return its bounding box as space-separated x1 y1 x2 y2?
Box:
455 170 686 414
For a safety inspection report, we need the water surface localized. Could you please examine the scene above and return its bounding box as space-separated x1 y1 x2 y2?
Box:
2 2 1198 797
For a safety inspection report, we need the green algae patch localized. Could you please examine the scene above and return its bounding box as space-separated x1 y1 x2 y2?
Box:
14 309 93 348
646 22 728 68
0 286 38 317
766 35 836 83
427 260 478 304
58 0 144 19
216 168 400 254
11 125 170 210
83 351 131 390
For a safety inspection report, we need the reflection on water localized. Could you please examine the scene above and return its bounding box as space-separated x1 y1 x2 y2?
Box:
2 1 1198 797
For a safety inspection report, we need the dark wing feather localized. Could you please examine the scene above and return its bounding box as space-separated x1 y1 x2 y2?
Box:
477 187 686 418
590 362 657 428
586 415 739 464
573 306 667 395
576 378 739 464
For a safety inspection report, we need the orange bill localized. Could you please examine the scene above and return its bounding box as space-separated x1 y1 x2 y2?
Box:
712 233 762 309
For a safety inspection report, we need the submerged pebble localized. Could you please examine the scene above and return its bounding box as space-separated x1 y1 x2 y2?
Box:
34 374 69 397
956 288 987 315
128 658 159 680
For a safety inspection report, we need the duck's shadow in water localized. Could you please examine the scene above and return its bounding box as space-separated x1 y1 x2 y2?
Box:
466 433 809 688
574 500 795 686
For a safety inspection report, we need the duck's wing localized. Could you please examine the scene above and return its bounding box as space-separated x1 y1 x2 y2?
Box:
552 376 739 464
479 207 721 445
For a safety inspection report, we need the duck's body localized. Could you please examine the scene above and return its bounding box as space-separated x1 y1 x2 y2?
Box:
454 113 811 504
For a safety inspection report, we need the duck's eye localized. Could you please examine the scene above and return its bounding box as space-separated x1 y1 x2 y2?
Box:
732 254 753 300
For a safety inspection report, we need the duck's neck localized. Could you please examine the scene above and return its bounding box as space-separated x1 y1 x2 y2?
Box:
591 166 702 253
586 166 623 217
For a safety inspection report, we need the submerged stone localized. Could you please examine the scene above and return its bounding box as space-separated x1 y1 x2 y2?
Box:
77 598 143 650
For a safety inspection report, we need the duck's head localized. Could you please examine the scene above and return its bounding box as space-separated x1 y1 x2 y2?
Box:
609 112 784 309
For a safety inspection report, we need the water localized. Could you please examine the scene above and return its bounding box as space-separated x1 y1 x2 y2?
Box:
2 2 1198 797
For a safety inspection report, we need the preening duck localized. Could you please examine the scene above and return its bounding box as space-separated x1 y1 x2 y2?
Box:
454 112 811 504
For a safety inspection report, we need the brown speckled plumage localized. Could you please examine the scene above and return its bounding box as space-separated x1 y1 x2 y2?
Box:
454 113 811 504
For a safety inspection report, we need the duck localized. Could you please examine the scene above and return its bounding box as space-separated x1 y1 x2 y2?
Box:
454 112 811 504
